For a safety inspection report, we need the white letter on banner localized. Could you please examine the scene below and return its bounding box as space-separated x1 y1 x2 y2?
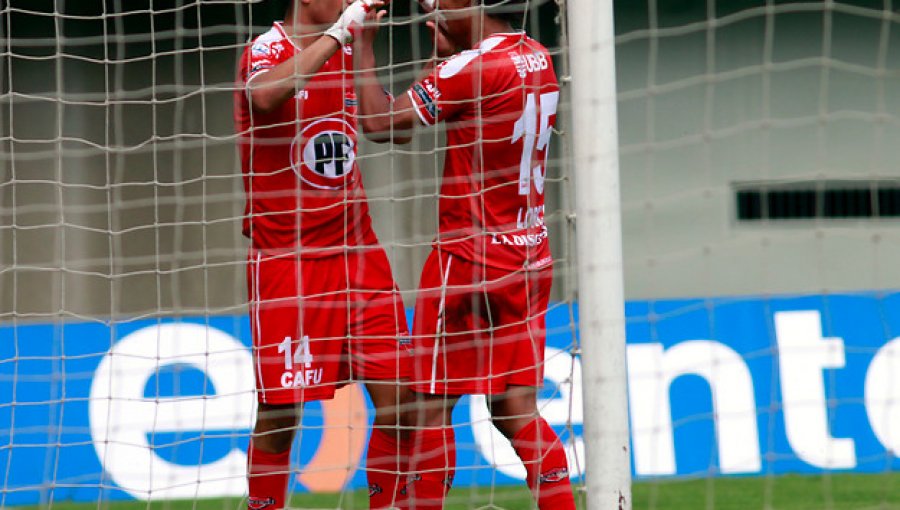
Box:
469 347 584 480
865 336 900 454
627 341 761 476
775 310 855 469
89 323 255 500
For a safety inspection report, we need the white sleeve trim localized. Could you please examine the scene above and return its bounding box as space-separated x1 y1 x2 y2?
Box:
407 89 433 126
246 68 272 87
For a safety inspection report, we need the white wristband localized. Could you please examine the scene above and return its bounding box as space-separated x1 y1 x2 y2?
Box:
418 0 436 12
325 0 376 45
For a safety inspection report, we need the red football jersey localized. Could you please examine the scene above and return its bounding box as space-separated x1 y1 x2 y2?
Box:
235 23 376 255
408 33 559 272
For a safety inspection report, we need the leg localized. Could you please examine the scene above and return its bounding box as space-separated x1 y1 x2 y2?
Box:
404 391 459 510
489 386 576 510
365 382 415 508
488 385 539 439
403 251 477 508
247 402 302 510
367 384 458 510
346 247 420 508
247 252 344 509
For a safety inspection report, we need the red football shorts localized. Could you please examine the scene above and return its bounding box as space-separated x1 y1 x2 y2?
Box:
411 250 553 395
248 247 411 404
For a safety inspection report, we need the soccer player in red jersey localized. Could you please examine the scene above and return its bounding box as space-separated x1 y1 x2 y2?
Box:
354 1 576 508
234 1 415 509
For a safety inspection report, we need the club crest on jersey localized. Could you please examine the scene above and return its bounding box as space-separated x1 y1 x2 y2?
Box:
248 497 276 510
539 467 569 484
290 118 358 190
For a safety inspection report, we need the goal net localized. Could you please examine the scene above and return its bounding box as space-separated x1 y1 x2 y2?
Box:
3 0 900 509
1 0 585 509
615 1 900 509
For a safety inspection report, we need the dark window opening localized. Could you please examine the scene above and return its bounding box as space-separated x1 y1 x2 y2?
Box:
736 181 900 221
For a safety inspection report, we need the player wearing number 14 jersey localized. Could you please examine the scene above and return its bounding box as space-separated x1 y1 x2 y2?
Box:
234 1 412 509
354 0 575 508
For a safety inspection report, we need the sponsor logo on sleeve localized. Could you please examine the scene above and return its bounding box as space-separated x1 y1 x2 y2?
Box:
251 42 270 57
412 82 441 120
270 41 285 59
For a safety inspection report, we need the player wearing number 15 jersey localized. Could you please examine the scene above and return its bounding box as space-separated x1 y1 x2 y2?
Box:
234 1 412 509
354 0 574 508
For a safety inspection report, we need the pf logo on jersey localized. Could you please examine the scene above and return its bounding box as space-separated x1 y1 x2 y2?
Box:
306 132 352 176
290 118 358 190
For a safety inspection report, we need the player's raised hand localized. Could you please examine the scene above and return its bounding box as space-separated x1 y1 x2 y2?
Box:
355 8 387 50
326 0 386 45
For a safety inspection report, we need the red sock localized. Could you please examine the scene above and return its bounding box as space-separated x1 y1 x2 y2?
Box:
247 442 291 510
511 418 576 510
405 427 456 510
367 428 409 509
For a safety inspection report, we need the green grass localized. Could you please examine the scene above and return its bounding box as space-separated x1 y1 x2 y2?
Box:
24 473 900 510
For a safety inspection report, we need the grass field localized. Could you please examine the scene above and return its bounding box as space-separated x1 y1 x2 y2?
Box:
25 472 900 510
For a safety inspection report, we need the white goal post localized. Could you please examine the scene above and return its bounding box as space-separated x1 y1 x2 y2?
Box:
568 0 633 509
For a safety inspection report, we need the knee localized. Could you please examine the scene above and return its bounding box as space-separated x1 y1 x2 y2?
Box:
253 403 300 453
402 394 455 429
368 384 411 430
490 396 538 439
372 407 401 429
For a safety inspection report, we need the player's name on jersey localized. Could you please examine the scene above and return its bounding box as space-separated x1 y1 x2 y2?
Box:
491 227 548 247
516 205 545 229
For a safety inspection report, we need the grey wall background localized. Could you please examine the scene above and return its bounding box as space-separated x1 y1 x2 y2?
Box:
1 0 899 321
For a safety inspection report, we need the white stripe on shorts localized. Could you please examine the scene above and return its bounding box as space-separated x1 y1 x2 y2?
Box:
430 254 454 394
253 252 266 403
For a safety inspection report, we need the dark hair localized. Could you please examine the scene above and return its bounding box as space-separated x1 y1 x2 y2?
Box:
482 0 527 25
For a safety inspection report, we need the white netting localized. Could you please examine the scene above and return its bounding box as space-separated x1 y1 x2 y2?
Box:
618 1 900 509
7 1 899 509
1 1 583 509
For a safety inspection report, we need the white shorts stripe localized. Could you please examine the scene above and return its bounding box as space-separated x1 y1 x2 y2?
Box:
430 254 454 394
253 252 266 403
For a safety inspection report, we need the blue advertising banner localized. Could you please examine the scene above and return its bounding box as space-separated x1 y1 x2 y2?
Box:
1 292 899 505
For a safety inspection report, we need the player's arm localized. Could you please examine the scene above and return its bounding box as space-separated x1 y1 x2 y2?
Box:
249 0 381 114
353 10 416 143
354 8 456 141
248 37 340 113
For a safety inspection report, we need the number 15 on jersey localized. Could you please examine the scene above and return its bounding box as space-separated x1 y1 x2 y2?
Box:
513 91 560 196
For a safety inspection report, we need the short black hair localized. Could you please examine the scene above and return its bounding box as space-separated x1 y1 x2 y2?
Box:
482 0 527 25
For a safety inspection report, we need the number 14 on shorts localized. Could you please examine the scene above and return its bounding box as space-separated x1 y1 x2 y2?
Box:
277 335 321 388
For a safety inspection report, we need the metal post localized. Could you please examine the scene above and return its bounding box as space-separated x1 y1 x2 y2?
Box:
568 0 632 508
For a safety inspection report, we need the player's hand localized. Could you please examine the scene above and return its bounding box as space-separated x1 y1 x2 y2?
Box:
426 19 455 58
356 8 386 49
326 0 385 45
